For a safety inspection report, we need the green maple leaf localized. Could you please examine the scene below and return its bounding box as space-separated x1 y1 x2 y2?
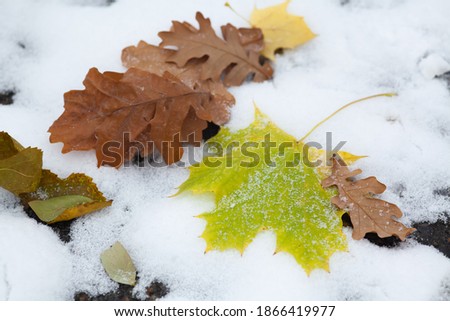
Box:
177 109 363 273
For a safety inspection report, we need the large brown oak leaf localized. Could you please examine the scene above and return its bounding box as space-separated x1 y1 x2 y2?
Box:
49 67 230 167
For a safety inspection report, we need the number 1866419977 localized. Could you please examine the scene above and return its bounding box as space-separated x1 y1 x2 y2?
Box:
256 305 335 317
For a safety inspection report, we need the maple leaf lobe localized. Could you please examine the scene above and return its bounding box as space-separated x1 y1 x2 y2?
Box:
250 0 316 60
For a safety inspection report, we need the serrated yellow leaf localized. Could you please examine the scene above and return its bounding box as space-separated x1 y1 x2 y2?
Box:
250 0 316 60
178 108 361 274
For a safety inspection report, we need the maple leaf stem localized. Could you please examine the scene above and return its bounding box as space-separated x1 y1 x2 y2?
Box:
224 2 251 25
298 92 397 143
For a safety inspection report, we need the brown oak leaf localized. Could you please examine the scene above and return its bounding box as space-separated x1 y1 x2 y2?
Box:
158 12 273 87
321 157 415 241
220 25 265 54
121 41 234 117
49 67 229 167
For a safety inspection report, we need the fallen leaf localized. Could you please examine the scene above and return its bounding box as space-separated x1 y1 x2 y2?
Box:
0 132 111 223
220 25 265 54
101 241 137 286
123 24 264 84
49 67 231 167
321 157 415 240
122 41 234 121
0 132 42 195
20 170 112 224
159 12 273 86
177 108 360 273
29 195 93 222
250 0 316 60
308 148 366 178
0 131 20 159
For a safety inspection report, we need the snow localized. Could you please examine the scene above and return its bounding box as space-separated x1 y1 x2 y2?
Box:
419 53 450 79
1 0 450 300
0 190 73 300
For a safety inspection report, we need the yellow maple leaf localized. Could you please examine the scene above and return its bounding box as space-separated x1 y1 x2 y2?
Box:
250 0 316 60
177 108 349 273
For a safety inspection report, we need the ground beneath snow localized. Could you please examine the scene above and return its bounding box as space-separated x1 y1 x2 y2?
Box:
1 0 450 300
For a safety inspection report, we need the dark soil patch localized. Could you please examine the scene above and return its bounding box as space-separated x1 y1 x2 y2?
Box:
0 90 15 105
48 220 74 243
364 232 401 248
434 187 450 198
342 213 450 257
202 121 220 141
412 220 450 258
23 205 74 243
341 213 402 247
74 281 169 301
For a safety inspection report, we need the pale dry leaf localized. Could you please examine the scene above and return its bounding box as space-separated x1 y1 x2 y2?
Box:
101 241 136 286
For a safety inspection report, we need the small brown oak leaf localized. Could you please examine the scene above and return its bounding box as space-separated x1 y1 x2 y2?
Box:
321 157 415 241
220 24 265 54
158 12 273 87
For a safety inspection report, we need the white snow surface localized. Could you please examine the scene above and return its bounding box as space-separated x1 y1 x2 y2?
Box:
1 0 450 300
